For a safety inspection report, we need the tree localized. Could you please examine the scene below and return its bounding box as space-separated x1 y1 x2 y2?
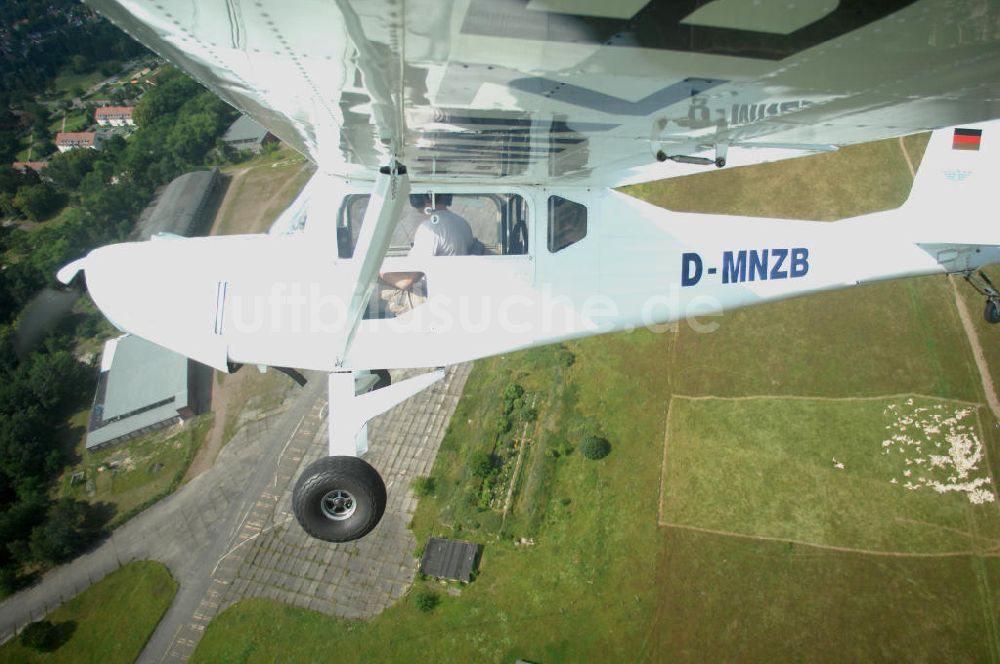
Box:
70 54 89 74
471 451 496 479
46 146 101 191
28 498 100 565
580 436 611 460
414 589 440 613
13 184 63 221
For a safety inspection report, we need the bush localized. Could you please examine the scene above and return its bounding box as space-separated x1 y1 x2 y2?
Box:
411 476 436 497
495 414 512 435
414 589 440 613
503 383 524 402
580 436 611 460
20 620 57 652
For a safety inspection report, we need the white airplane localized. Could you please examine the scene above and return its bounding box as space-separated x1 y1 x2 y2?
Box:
59 0 1000 542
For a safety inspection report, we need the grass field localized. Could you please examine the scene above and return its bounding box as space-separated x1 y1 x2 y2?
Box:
0 561 176 664
51 70 106 100
191 133 1000 661
46 109 90 135
670 276 981 400
662 396 1000 553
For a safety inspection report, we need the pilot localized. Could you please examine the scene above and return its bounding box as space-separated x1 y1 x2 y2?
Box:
379 193 476 314
410 193 475 257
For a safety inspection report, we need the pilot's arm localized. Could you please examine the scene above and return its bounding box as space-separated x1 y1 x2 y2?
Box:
380 271 422 290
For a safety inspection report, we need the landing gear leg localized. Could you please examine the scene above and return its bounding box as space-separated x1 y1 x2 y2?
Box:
963 270 1000 325
291 369 446 542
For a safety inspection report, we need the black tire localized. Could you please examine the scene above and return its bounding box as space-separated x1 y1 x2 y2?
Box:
986 299 1000 325
372 369 392 390
292 456 386 542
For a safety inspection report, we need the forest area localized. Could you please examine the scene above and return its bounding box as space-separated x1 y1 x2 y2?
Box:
0 0 240 593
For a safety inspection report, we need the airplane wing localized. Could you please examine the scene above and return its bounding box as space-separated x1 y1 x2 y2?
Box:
87 0 1000 187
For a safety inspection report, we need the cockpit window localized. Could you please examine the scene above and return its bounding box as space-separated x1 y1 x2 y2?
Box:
337 193 529 258
547 195 587 253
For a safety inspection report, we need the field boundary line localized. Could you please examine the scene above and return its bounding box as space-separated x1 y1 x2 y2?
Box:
659 521 1000 558
656 398 674 527
671 393 983 407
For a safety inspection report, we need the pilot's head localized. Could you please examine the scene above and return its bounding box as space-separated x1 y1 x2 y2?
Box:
409 193 452 210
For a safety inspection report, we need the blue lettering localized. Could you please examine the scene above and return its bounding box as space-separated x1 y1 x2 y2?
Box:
682 252 703 287
748 249 768 281
722 250 747 284
791 247 809 277
770 248 788 279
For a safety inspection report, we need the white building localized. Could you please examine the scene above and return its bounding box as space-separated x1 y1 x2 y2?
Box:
95 105 135 127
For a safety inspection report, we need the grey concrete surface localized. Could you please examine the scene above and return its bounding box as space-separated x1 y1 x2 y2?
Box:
0 364 471 663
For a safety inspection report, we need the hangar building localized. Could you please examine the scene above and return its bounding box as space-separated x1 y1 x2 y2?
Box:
134 168 220 239
85 334 195 450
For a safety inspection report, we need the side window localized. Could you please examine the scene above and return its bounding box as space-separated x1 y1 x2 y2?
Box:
547 196 587 253
339 193 530 258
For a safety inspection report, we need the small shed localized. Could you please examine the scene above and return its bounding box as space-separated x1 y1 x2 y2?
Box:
419 537 479 583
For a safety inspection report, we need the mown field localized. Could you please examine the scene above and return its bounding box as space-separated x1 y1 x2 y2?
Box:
192 134 1000 662
662 396 1000 553
0 561 176 664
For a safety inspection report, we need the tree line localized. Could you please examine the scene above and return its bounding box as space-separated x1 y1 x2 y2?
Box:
0 65 237 594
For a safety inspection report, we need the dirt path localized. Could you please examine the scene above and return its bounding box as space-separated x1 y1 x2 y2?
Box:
950 279 1000 420
182 370 256 482
206 166 252 235
898 136 1000 420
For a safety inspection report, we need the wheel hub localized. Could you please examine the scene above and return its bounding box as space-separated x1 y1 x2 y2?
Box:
320 489 356 521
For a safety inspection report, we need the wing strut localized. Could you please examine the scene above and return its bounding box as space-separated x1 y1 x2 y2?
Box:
334 162 409 365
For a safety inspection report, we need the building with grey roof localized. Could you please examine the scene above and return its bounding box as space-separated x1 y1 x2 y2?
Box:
419 537 479 583
134 169 220 240
222 115 276 154
86 334 195 450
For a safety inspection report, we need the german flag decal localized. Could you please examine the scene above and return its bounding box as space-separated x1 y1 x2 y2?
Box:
953 128 982 151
